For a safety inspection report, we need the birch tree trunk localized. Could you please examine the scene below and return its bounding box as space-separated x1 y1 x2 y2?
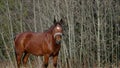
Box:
96 0 101 67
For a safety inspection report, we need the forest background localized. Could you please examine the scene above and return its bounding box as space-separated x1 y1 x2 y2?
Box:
0 0 120 68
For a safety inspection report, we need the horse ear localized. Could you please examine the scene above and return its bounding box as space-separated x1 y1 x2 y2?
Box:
54 18 56 24
60 19 63 24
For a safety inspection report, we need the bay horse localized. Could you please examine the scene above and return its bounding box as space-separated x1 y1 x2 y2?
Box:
14 19 63 68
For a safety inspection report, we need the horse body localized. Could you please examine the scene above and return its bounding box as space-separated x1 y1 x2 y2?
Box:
15 31 60 56
14 19 63 68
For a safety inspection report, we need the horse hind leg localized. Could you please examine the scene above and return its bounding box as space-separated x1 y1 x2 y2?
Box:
22 52 30 67
16 52 23 68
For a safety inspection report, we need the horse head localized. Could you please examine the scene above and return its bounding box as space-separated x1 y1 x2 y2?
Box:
52 19 64 44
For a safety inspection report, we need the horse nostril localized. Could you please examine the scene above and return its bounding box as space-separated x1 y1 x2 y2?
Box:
56 40 61 44
62 33 64 36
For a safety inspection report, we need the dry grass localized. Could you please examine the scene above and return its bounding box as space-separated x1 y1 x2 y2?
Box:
0 60 120 68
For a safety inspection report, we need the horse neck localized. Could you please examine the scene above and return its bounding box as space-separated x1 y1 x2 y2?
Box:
45 25 55 36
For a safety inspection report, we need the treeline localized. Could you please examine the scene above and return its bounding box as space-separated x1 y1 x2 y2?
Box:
0 0 120 68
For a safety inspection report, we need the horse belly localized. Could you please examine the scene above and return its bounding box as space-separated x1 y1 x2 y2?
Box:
25 43 43 56
31 50 43 56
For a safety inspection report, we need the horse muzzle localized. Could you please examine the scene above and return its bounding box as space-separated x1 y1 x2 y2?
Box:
56 40 61 44
54 33 62 44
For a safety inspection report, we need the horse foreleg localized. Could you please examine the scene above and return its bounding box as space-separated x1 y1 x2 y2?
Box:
22 52 30 67
53 55 58 68
43 55 49 68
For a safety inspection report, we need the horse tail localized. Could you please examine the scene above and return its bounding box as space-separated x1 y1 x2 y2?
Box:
13 35 17 56
14 36 16 41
